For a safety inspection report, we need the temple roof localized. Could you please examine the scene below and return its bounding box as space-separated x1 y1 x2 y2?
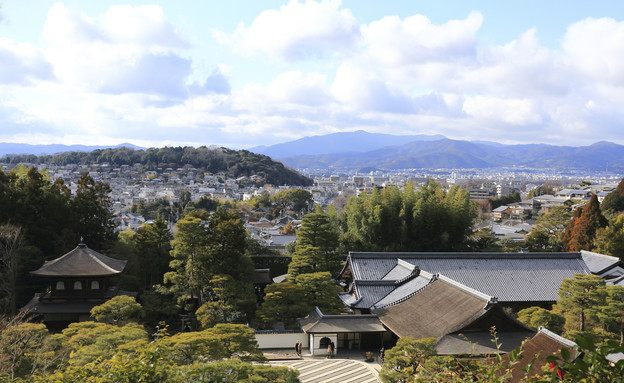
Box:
31 243 127 277
299 307 386 334
339 252 592 303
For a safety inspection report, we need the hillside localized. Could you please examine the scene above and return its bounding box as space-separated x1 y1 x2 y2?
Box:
250 130 445 158
1 146 313 186
278 138 624 171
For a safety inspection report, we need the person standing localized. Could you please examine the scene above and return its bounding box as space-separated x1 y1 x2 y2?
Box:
297 341 303 357
327 343 332 358
295 341 300 357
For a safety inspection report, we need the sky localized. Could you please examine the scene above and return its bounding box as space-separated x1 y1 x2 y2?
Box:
2 1 624 149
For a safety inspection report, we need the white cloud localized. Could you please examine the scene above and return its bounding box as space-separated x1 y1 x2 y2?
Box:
563 17 624 86
41 3 218 98
462 96 542 125
216 0 360 61
0 38 54 85
361 11 482 67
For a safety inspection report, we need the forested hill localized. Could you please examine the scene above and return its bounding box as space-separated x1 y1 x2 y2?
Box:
1 146 313 186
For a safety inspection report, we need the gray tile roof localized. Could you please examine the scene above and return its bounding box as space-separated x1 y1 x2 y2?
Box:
344 252 592 303
581 250 621 274
373 272 433 309
299 307 386 334
31 244 127 277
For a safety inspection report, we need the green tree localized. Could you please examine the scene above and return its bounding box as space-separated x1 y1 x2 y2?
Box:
592 285 624 344
90 296 144 325
256 283 311 329
517 306 565 334
380 337 437 383
0 322 50 380
562 195 607 252
341 181 475 253
601 176 624 214
593 214 624 260
271 189 313 217
164 211 255 313
58 321 148 366
557 274 607 336
196 275 254 328
293 272 343 314
134 216 172 289
0 224 23 315
70 172 117 250
287 212 341 278
525 205 572 252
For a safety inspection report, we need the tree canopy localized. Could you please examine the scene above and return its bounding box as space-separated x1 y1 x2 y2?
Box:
562 195 607 252
340 181 476 252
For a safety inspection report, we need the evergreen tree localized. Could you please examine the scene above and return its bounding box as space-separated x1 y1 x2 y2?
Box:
164 210 255 312
294 272 343 314
256 282 311 329
601 176 624 214
525 205 572 251
134 216 172 289
593 285 624 344
287 212 341 278
594 214 624 260
70 173 117 250
557 274 607 336
562 194 607 252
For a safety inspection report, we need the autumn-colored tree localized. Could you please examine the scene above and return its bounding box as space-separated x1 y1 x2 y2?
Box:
562 194 607 251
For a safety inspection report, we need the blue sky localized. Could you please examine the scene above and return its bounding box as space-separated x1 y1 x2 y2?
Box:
2 1 624 149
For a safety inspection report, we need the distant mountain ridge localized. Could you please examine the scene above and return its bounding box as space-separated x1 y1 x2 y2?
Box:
250 130 446 158
260 135 624 171
0 142 144 156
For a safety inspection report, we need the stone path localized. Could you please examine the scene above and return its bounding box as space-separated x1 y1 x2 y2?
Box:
270 359 381 383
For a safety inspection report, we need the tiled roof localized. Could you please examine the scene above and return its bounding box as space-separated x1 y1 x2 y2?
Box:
581 250 621 274
299 307 386 333
373 271 433 309
345 252 591 302
31 244 127 277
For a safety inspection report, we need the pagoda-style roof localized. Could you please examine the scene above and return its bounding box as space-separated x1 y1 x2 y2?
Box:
31 243 127 277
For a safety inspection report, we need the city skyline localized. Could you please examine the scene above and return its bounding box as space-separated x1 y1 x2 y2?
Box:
2 1 624 149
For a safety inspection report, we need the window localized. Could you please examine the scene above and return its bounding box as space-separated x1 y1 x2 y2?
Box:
73 281 83 290
91 280 100 290
56 281 65 290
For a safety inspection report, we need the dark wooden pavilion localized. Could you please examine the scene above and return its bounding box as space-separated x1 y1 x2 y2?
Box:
22 242 135 330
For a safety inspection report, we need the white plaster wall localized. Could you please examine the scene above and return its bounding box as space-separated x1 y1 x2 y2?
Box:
255 333 308 349
312 334 338 356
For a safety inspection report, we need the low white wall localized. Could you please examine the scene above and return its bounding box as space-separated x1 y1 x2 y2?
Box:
255 332 308 349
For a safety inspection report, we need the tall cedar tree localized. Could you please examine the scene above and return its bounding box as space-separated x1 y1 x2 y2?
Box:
562 194 607 251
165 210 255 312
287 212 341 278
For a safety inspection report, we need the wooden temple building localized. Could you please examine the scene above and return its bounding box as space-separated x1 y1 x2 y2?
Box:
22 242 135 330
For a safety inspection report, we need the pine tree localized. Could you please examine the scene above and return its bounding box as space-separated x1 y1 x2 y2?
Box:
557 274 606 335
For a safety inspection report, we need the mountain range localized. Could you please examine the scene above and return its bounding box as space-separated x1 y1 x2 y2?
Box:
251 131 624 171
0 143 144 157
3 131 624 172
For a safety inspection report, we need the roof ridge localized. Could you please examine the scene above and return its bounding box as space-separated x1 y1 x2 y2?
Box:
437 274 494 303
348 251 582 259
538 326 578 348
88 248 122 275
